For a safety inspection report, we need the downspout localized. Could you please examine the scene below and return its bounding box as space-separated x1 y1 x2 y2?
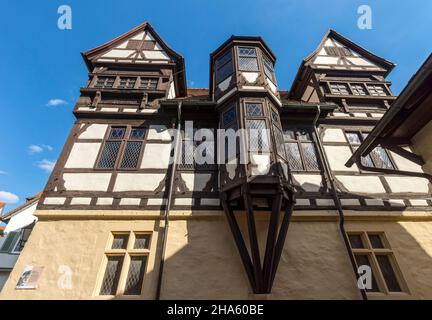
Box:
312 105 368 300
155 101 182 300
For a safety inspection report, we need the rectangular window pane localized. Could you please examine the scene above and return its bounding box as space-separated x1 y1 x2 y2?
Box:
348 234 365 249
100 256 124 295
346 132 362 145
139 78 158 90
283 129 295 141
330 83 349 95
95 77 115 88
245 103 263 117
112 234 129 249
134 234 151 249
376 255 402 292
120 141 142 169
273 125 286 158
246 119 270 152
263 55 275 80
285 143 303 170
239 57 259 71
351 84 366 96
354 254 379 292
301 143 319 171
352 146 374 167
109 127 126 140
124 256 147 295
223 107 237 127
239 47 257 56
368 234 385 249
370 147 394 169
216 60 233 84
271 110 280 125
97 141 121 169
118 77 136 89
130 128 146 140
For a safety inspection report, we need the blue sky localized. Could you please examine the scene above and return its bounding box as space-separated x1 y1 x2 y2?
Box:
0 0 431 211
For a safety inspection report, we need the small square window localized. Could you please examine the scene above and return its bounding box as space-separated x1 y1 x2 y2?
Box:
112 234 129 250
109 127 126 140
245 103 264 117
134 234 151 249
368 234 385 249
348 234 365 249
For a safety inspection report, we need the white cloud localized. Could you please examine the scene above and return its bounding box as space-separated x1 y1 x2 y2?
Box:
46 99 67 107
42 144 53 151
38 159 56 173
0 170 7 175
28 144 44 154
0 191 19 204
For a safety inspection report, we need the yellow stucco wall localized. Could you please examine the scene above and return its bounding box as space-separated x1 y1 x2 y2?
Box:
1 209 432 300
413 120 432 174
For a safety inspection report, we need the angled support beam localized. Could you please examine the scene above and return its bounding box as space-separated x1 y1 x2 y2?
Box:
221 198 256 291
262 193 282 292
269 201 294 290
243 193 264 293
382 144 425 166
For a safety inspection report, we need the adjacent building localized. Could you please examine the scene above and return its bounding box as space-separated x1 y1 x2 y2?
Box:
1 23 432 299
0 193 40 291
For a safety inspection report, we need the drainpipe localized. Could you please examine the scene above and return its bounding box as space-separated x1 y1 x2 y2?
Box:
312 105 367 300
155 101 182 300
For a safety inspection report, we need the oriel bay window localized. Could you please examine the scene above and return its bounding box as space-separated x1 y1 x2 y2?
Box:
245 102 270 154
367 84 388 97
283 127 320 171
345 131 395 169
348 232 407 295
99 232 151 296
330 83 350 95
97 126 146 169
263 54 276 82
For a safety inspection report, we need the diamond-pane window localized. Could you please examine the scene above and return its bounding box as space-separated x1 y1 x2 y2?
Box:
238 47 259 72
245 103 263 117
263 54 275 80
139 78 158 90
109 127 126 140
134 234 151 249
239 47 257 56
284 127 320 172
100 256 124 295
130 128 146 140
246 119 270 153
112 234 129 249
124 256 147 295
120 141 142 169
273 125 286 158
97 141 121 169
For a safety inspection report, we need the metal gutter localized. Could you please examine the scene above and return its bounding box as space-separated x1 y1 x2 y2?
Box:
155 101 182 300
312 105 367 300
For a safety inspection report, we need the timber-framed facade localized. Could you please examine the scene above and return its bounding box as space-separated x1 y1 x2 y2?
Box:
1 23 432 300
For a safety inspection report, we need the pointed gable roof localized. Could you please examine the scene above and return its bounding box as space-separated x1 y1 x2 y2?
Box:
82 22 187 96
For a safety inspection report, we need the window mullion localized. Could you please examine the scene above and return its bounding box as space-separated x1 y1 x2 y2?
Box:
116 253 130 296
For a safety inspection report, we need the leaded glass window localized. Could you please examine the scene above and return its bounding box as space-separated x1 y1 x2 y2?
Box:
216 50 233 84
238 47 259 72
97 141 121 169
134 234 151 249
245 103 264 117
283 127 320 171
139 78 158 90
346 131 394 169
112 234 129 249
246 119 270 153
124 256 148 295
100 256 124 295
263 54 275 81
94 76 115 88
120 128 146 169
222 106 237 127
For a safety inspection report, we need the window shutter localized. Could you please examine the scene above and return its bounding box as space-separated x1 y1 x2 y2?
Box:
0 231 20 253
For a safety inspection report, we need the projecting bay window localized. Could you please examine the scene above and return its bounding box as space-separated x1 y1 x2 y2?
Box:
99 232 151 296
245 103 270 154
283 127 320 171
216 50 234 84
367 84 388 97
350 84 367 96
238 47 259 72
330 83 350 95
263 54 276 82
345 131 395 170
94 76 115 88
96 126 146 170
348 232 407 295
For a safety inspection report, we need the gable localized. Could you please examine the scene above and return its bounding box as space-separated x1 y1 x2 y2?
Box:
310 36 384 72
94 29 172 64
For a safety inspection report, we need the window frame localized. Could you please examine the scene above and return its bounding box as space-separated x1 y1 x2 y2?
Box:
262 54 276 82
283 126 321 172
95 125 148 171
237 46 260 72
138 77 159 91
345 130 396 170
215 49 234 85
97 231 152 297
94 76 116 89
348 231 409 297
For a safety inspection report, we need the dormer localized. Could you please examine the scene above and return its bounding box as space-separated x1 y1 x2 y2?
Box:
81 22 187 103
209 36 280 106
290 29 396 111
